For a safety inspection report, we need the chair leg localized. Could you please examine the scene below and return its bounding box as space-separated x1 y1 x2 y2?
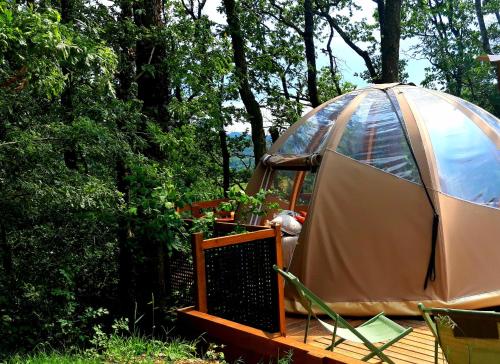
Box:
329 317 339 351
361 327 412 363
365 350 396 364
326 338 345 351
303 310 311 344
434 339 438 364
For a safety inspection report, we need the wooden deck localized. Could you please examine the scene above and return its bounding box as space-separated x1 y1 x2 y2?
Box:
178 307 447 363
286 315 444 364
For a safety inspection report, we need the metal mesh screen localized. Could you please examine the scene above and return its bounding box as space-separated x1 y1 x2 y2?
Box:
167 250 195 308
204 238 280 332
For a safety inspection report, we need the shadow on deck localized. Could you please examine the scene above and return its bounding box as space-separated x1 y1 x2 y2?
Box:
286 315 444 364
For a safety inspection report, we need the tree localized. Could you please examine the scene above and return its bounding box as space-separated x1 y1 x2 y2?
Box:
304 0 320 106
314 0 378 82
134 0 170 130
475 0 492 54
404 0 498 113
222 0 266 164
265 0 321 107
377 0 402 82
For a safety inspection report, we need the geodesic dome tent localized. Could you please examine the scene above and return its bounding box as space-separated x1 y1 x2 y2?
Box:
244 83 500 316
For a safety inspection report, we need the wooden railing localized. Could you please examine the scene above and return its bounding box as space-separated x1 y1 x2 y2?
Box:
191 224 286 336
177 198 234 221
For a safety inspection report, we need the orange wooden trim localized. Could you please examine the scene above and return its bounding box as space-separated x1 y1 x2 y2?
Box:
289 171 305 211
191 198 229 209
214 221 269 233
177 307 363 364
190 198 230 218
273 224 287 337
202 228 275 250
192 232 207 312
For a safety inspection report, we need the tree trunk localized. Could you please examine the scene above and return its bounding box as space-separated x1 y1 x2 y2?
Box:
117 0 135 101
60 0 79 170
133 0 170 331
116 159 133 317
378 0 402 83
0 222 12 277
134 0 170 131
115 0 136 320
222 0 266 165
303 0 320 107
60 0 73 23
219 129 230 197
475 0 492 54
269 126 280 143
326 22 342 95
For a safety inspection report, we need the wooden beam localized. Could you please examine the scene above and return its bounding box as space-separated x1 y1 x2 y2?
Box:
177 308 363 364
202 228 275 250
192 232 207 312
273 223 287 337
289 171 305 211
213 221 269 235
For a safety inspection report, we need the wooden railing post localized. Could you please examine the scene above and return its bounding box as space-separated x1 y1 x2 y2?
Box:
192 232 207 313
273 223 286 337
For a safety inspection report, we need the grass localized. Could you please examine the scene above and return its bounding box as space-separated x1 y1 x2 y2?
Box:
3 317 289 364
5 335 199 364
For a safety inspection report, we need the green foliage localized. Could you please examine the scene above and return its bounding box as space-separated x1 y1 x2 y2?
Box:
6 319 198 363
220 186 279 223
277 350 294 364
317 67 356 103
403 0 499 113
2 0 500 359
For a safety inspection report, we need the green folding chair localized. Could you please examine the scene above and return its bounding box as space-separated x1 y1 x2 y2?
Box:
419 303 500 364
274 265 412 364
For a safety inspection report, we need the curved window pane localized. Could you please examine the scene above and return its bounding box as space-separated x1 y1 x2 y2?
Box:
297 171 317 207
269 169 296 205
278 92 359 154
336 90 421 183
404 88 500 208
454 96 500 135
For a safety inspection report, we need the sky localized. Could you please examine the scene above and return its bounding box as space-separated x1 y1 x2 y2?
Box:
201 0 432 131
203 0 430 85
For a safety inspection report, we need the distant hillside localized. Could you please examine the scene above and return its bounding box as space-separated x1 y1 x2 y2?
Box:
227 132 273 170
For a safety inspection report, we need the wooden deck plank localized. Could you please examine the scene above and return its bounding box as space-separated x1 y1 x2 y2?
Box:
286 316 445 364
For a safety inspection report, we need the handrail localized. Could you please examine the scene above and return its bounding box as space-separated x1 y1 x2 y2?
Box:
203 228 276 250
177 198 233 219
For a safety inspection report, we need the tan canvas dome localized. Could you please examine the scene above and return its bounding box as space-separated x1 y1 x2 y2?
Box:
245 83 500 316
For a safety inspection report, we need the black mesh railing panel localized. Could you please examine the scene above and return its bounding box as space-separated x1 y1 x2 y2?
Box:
204 238 280 332
167 250 195 308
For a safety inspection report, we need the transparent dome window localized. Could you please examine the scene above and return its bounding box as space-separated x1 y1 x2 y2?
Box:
268 169 296 207
265 169 318 213
278 91 359 155
336 90 421 183
452 96 500 135
297 171 317 207
404 88 500 208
